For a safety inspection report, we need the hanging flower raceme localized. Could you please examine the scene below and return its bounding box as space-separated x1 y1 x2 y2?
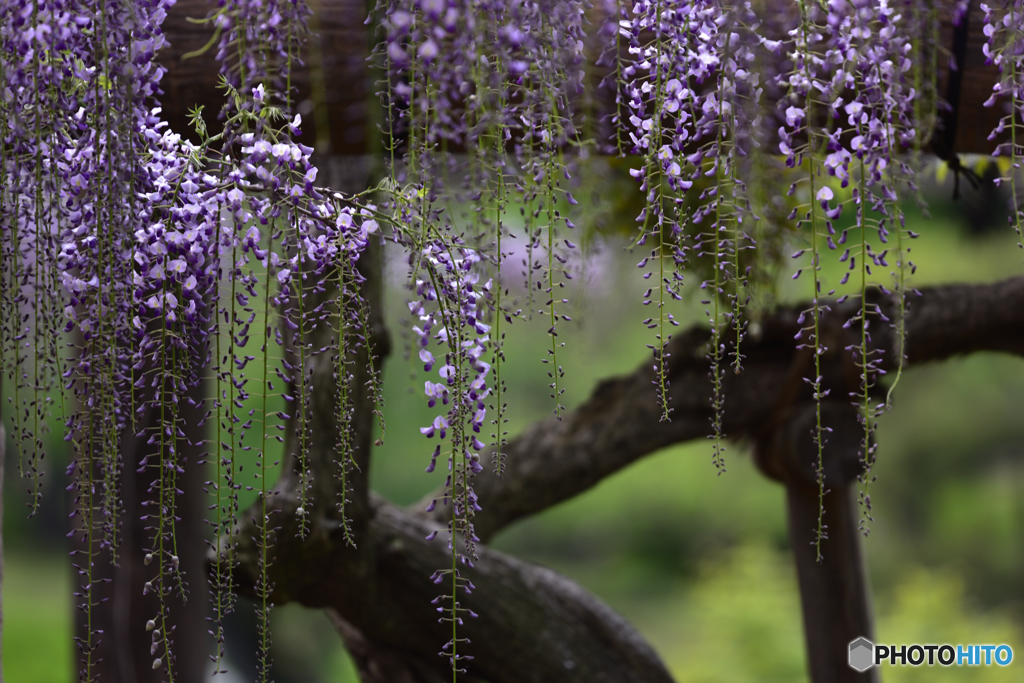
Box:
820 0 916 534
374 4 577 669
983 0 1024 245
780 0 918 548
415 241 491 544
1 0 96 521
203 115 381 676
619 0 764 466
11 0 208 675
411 238 491 673
779 0 840 559
209 97 380 683
619 0 698 425
379 0 584 432
128 131 219 680
204 0 362 675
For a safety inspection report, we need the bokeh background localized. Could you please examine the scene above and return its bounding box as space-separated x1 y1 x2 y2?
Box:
4 163 1024 682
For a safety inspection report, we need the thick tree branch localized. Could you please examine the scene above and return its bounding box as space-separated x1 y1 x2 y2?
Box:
228 493 676 683
428 277 1024 541
221 275 1024 683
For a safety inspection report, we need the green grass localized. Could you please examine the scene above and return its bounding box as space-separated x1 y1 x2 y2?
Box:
3 554 73 683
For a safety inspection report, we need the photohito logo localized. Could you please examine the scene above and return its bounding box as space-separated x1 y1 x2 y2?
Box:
849 637 1014 672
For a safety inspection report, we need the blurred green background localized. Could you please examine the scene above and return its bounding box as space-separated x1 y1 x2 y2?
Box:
4 168 1024 682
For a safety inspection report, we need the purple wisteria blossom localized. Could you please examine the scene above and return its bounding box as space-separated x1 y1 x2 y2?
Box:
4 0 377 678
411 239 492 671
779 0 917 547
620 0 765 465
982 0 1024 245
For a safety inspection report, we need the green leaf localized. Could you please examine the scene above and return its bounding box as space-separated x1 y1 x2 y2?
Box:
187 105 207 140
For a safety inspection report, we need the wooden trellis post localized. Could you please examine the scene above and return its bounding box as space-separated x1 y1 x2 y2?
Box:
755 402 879 682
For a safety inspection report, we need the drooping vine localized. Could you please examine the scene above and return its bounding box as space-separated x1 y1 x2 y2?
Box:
782 0 834 559
984 0 1024 246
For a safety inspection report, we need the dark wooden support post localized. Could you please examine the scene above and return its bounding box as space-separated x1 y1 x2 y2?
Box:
756 402 879 683
786 479 877 682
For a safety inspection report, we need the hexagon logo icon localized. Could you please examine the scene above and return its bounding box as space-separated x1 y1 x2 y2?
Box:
849 637 875 672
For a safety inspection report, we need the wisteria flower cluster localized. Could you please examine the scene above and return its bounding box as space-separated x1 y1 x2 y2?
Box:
620 0 765 465
411 239 492 670
3 0 378 679
779 0 919 550
5 0 1024 680
379 0 586 434
378 1 589 662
